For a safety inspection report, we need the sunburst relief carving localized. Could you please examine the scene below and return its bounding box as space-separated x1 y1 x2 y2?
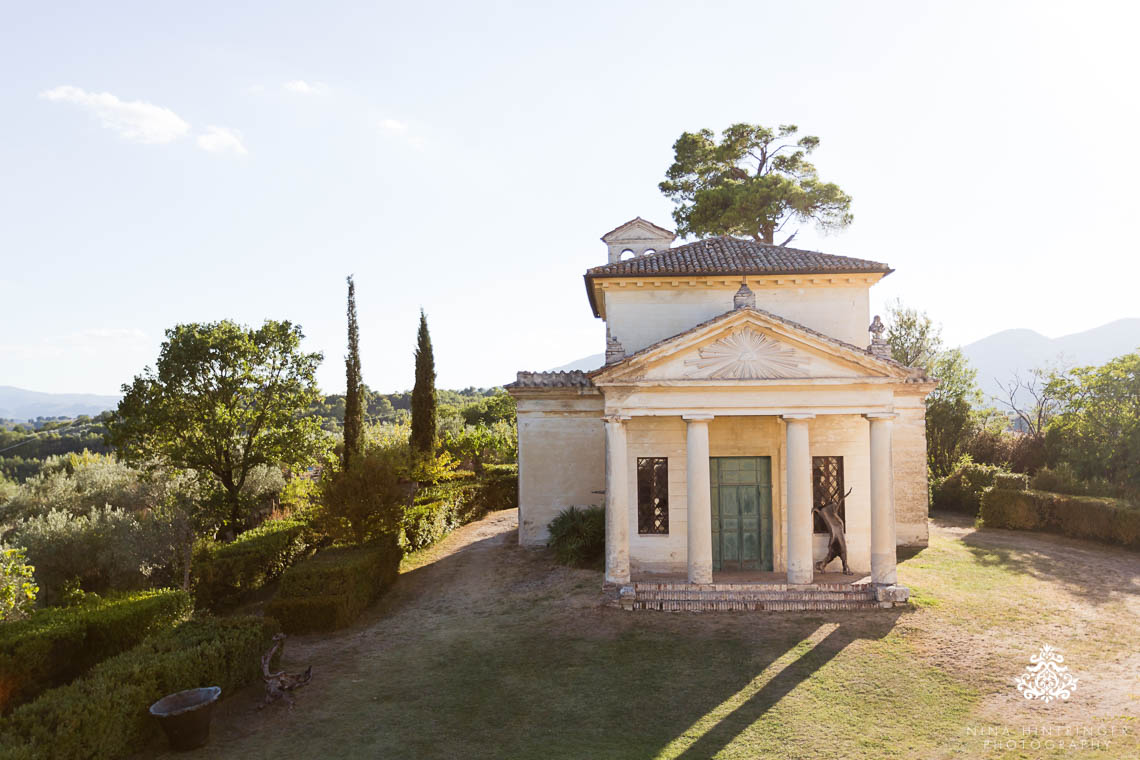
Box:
684 329 804 379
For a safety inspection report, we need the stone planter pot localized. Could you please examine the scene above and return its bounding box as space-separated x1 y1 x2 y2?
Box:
148 686 222 751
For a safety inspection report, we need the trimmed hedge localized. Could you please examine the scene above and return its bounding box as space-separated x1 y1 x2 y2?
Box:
193 517 316 609
265 535 401 634
980 488 1140 549
0 614 277 760
932 462 1006 517
0 589 192 714
402 465 518 552
993 472 1029 491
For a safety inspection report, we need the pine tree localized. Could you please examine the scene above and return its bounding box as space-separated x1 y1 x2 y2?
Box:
342 275 364 469
410 309 437 455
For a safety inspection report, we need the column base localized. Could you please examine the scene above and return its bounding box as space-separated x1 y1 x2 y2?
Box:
873 584 910 605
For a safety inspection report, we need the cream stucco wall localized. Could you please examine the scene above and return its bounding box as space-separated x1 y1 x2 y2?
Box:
892 392 931 546
602 283 871 354
515 392 605 544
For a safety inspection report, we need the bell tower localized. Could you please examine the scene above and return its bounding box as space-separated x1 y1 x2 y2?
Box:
600 217 676 264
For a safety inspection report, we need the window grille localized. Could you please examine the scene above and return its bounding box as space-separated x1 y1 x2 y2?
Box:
637 457 669 534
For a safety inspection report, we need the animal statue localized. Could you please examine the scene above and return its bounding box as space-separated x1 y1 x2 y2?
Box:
813 485 853 575
259 633 313 709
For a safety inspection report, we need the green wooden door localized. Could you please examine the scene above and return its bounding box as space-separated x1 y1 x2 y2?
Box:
710 457 773 571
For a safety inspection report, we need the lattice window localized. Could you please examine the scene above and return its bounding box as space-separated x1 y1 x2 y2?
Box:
637 457 669 535
812 456 845 533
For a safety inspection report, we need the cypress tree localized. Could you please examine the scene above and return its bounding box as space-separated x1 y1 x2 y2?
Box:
342 275 364 469
410 309 437 455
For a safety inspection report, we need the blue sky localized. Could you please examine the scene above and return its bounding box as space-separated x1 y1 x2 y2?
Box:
2 1 1138 395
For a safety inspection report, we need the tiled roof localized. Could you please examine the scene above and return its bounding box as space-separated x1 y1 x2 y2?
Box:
507 370 596 389
586 236 891 278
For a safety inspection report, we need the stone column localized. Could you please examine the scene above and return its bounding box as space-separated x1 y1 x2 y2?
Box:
866 413 898 585
683 414 714 584
603 415 631 586
782 414 815 585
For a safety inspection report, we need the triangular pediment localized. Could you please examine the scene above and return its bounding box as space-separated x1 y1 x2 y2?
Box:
600 217 676 244
592 308 915 385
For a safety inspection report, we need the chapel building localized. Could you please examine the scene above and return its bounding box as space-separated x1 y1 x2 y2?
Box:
507 218 934 594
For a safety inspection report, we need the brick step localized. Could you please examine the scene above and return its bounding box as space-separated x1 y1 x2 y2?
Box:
633 583 869 593
634 590 876 602
633 599 885 612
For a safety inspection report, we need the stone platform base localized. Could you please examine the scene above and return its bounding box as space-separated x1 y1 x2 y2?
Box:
609 581 910 612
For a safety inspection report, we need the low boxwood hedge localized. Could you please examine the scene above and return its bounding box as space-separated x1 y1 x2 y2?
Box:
401 466 518 552
993 472 1028 491
980 488 1140 549
0 614 277 760
265 536 401 634
193 517 316 609
0 589 192 714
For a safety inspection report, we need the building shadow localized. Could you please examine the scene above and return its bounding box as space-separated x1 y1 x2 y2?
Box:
666 610 902 760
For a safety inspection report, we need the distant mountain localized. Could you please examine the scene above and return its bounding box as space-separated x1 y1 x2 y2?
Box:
962 319 1140 404
547 320 1140 406
0 386 120 421
549 354 604 373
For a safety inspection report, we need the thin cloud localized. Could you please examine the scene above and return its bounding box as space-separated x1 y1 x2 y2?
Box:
39 85 190 144
378 118 425 149
196 126 248 156
285 80 328 95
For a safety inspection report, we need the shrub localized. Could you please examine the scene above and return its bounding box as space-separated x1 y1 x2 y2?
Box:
0 549 36 623
0 589 192 714
265 535 401 634
931 460 1006 517
980 488 1140 549
0 615 276 760
993 472 1028 491
320 436 416 545
193 517 316 609
548 506 605 567
1030 463 1115 498
5 507 182 604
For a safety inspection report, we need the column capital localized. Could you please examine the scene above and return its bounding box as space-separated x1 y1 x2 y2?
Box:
864 412 897 421
781 413 816 421
681 413 715 422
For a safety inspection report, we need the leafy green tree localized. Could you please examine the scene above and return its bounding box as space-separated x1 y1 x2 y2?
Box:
0 548 37 621
107 320 327 532
925 349 985 477
883 304 990 477
343 276 364 469
660 123 852 245
460 391 517 427
885 300 942 370
1047 352 1140 492
410 310 437 455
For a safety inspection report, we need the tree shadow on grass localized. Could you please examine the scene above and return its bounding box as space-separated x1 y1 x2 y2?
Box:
958 524 1140 605
665 611 902 760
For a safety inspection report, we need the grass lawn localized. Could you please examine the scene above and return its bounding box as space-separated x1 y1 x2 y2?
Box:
156 511 1140 760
